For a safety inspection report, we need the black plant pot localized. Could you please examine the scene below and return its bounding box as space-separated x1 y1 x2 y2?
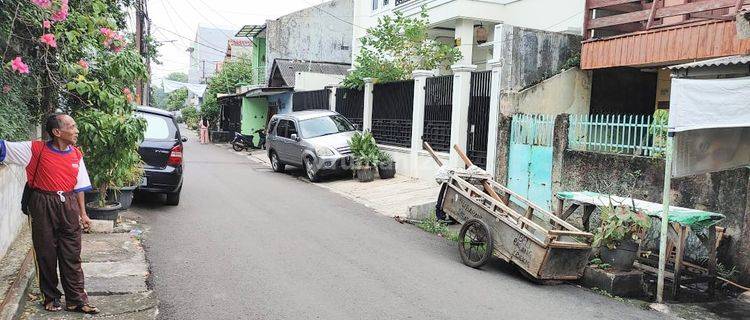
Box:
378 162 396 179
111 186 137 210
600 238 639 271
86 201 123 222
355 166 376 182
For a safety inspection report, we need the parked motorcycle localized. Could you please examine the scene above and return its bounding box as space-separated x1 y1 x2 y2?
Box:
231 129 267 151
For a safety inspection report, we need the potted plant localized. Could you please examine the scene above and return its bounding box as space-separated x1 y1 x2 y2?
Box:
592 203 652 271
377 151 396 179
77 108 146 221
111 163 144 210
349 132 379 182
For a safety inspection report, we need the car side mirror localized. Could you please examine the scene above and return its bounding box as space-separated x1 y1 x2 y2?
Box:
290 133 299 141
181 137 188 142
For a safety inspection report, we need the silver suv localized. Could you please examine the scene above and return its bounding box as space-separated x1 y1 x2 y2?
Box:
266 110 358 182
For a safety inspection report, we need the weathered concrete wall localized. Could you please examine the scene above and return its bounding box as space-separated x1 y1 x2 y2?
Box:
0 164 27 259
557 144 750 285
497 24 582 93
265 0 353 79
492 114 512 184
504 68 591 115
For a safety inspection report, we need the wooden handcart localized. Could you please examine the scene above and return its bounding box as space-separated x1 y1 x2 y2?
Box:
427 143 594 281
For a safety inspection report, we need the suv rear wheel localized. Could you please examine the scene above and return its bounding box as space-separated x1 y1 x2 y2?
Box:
270 151 285 173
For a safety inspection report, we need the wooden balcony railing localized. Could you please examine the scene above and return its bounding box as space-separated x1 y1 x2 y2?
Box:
584 0 750 40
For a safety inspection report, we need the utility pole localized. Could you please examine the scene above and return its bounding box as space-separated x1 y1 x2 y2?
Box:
135 0 150 106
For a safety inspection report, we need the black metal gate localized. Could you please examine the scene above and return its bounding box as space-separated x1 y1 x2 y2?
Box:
335 88 364 128
372 80 414 148
467 71 491 169
292 89 330 111
423 75 453 152
219 96 242 133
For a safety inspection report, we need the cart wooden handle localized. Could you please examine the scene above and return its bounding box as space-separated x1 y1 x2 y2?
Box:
452 144 504 204
422 141 443 166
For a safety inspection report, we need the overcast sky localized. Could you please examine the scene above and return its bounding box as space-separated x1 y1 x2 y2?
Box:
147 0 327 82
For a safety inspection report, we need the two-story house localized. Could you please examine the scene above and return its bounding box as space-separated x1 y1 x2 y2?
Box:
581 0 750 116
352 0 586 71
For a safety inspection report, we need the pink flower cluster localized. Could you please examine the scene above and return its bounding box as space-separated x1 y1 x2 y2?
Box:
50 0 69 22
40 33 57 47
11 57 30 74
100 28 125 52
31 0 52 8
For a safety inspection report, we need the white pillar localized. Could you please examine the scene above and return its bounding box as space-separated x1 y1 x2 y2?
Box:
485 23 506 176
362 78 375 132
410 70 435 178
449 64 477 167
327 86 337 112
486 59 503 177
454 19 475 65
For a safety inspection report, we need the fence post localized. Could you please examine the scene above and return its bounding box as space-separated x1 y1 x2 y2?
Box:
327 86 337 112
410 70 434 178
486 58 504 177
363 78 375 132
449 64 477 167
551 114 570 213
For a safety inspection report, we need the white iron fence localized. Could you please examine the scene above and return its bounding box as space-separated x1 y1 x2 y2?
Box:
568 114 666 157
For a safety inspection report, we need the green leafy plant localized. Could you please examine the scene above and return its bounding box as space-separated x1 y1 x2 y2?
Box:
342 6 461 88
417 215 459 242
649 109 669 158
180 105 199 130
76 108 145 206
200 55 257 126
378 150 393 165
592 203 652 249
348 131 380 168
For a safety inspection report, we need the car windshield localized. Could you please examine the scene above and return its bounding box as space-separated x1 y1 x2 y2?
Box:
298 115 355 138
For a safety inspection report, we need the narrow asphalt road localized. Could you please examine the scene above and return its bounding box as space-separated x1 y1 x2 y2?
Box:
133 129 665 320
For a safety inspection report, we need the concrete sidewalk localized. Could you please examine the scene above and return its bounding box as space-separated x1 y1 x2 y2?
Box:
222 144 441 219
19 214 156 320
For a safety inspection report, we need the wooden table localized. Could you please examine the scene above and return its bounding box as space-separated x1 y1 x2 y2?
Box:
554 192 725 300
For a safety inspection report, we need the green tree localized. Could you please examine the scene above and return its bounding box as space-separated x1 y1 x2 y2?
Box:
200 57 256 127
166 72 187 82
166 88 188 111
342 7 461 88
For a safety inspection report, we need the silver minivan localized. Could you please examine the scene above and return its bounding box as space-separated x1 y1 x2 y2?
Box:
266 110 358 182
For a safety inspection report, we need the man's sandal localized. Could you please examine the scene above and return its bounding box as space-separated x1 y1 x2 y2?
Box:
43 298 62 312
67 304 100 314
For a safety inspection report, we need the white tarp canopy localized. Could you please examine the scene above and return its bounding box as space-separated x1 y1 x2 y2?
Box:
668 77 750 132
161 79 207 98
668 77 750 178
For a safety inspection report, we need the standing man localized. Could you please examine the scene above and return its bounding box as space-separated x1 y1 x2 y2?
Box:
0 113 99 314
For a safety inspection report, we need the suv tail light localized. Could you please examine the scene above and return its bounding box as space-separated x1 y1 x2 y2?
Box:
167 144 183 166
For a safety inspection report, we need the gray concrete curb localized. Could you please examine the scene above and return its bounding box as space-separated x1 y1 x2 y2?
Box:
0 248 34 320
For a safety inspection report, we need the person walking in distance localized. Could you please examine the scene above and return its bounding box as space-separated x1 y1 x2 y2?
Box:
0 113 100 314
199 117 209 144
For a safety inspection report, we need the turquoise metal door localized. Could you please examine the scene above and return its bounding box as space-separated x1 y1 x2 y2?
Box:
507 114 554 211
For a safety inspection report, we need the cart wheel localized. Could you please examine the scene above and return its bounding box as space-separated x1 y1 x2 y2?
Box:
458 218 494 268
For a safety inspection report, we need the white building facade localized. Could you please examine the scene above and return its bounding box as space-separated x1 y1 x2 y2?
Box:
351 0 585 70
